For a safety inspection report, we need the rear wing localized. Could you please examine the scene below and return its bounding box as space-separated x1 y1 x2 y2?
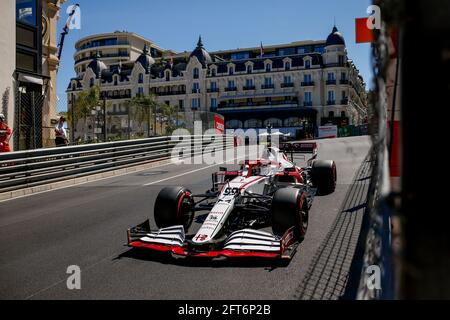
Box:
279 142 318 166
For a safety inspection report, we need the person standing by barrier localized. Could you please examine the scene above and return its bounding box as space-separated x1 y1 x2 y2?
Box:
0 114 12 153
55 116 69 147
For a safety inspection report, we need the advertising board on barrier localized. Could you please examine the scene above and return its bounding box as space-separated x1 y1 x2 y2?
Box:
318 125 338 139
214 114 225 134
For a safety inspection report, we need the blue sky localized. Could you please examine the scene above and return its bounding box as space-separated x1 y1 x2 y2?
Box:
56 0 373 108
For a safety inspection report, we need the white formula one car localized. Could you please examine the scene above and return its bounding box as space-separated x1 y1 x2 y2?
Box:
127 142 336 260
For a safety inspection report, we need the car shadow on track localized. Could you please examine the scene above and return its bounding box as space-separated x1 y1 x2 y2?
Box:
114 247 290 271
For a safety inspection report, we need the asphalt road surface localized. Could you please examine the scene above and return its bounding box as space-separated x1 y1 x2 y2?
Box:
0 136 371 299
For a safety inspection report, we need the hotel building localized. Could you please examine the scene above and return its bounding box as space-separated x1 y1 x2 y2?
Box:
67 27 367 139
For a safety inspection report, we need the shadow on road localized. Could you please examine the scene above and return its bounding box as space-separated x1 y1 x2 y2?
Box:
114 247 291 271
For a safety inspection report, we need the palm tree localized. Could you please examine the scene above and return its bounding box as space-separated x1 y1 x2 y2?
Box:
127 94 159 137
69 85 101 142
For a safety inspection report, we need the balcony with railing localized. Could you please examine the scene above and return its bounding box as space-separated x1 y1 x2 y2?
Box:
218 99 299 109
326 80 337 85
225 87 238 92
261 84 275 89
303 101 313 107
327 100 336 105
77 40 130 52
75 52 129 64
156 90 186 96
192 89 201 94
243 85 256 91
207 88 219 93
281 83 294 88
340 79 349 85
341 98 349 105
301 81 315 87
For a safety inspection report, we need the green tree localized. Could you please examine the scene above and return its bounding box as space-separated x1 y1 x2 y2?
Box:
69 85 101 142
127 94 159 137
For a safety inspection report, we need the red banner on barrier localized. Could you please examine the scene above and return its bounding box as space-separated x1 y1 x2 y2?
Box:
214 114 225 134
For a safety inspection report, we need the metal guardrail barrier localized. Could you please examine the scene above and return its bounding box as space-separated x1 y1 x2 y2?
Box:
0 135 235 193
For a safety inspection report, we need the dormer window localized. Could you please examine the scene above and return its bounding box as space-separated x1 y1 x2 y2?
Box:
138 73 144 84
305 60 311 69
211 68 216 77
285 61 291 70
247 65 252 74
229 67 234 75
114 76 118 86
265 63 272 72
193 68 199 79
166 71 171 81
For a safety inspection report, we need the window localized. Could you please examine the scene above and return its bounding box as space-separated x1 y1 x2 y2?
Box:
16 0 38 26
304 74 312 83
211 68 216 77
265 63 272 72
342 90 347 99
179 100 184 110
229 67 234 75
228 80 235 89
138 87 144 96
284 117 301 127
246 79 253 87
165 71 170 81
193 68 199 79
284 76 291 84
138 73 144 84
285 61 291 70
226 120 243 129
193 82 200 93
114 76 118 86
247 65 252 74
329 111 335 118
244 119 262 128
341 72 347 80
305 60 311 69
279 48 296 56
191 98 200 109
264 118 283 127
210 82 217 90
90 78 95 87
338 55 345 65
231 52 250 60
211 98 217 109
328 90 335 102
304 92 312 103
328 72 335 81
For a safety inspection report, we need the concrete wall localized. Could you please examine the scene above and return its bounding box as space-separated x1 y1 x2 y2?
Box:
0 0 16 150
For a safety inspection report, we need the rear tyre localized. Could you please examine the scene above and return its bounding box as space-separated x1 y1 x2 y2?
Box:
154 186 195 231
311 160 337 195
271 188 309 240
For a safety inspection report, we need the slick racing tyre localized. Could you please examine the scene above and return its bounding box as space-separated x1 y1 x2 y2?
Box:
271 188 309 240
311 160 337 195
154 186 195 230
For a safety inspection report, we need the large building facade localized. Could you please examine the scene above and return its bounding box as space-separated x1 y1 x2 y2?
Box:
67 27 367 139
0 0 66 151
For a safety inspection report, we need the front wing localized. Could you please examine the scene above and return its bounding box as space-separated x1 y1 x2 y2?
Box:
127 221 298 260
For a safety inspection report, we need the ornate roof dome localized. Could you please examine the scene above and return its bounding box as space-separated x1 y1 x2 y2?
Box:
189 36 212 67
326 26 345 46
135 45 155 73
87 52 107 78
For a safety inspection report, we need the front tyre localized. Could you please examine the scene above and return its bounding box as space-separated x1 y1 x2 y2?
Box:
154 186 195 231
271 188 309 240
311 160 337 195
